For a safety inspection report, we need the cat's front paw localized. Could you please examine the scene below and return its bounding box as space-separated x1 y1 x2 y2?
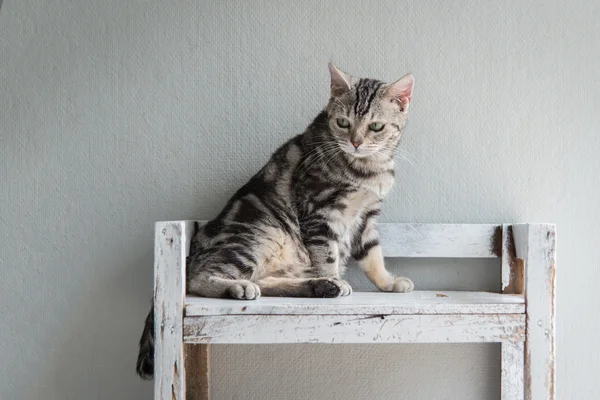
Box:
312 278 353 298
391 277 414 293
336 279 353 296
228 280 261 300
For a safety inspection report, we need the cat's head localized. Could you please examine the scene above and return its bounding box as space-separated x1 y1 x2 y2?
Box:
326 63 414 159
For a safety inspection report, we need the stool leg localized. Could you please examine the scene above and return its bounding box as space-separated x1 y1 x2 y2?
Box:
501 341 525 399
154 222 188 399
185 344 211 400
514 224 556 400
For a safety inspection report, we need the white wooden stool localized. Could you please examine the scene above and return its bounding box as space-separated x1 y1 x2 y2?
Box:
152 221 556 400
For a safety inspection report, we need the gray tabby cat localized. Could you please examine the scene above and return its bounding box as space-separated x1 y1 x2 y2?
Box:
136 63 415 379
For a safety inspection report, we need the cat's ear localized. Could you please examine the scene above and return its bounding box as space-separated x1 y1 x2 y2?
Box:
328 62 352 97
383 73 414 113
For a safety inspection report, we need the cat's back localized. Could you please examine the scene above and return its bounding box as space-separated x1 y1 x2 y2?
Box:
188 134 310 271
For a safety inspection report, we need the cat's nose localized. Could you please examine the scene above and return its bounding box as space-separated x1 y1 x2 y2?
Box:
351 140 363 149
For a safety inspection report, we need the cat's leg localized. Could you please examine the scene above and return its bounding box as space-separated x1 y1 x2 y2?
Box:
352 219 414 293
303 220 353 296
188 270 261 300
356 245 413 292
257 276 352 297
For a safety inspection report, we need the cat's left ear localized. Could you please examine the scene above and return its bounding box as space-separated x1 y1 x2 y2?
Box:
383 73 414 113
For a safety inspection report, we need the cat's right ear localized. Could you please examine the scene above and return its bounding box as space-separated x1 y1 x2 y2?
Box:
328 62 352 97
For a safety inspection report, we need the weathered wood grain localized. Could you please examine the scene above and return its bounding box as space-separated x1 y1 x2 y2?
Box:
185 344 210 400
185 291 525 316
502 341 525 399
154 221 194 400
378 223 501 258
183 314 525 344
513 223 556 400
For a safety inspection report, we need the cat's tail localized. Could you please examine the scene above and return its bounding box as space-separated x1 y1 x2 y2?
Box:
136 304 155 380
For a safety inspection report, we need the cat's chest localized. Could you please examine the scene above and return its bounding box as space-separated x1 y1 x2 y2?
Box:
361 173 395 198
330 187 380 249
339 173 394 219
341 188 379 219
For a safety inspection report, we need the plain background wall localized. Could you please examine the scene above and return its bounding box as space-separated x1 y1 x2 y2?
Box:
1 0 598 399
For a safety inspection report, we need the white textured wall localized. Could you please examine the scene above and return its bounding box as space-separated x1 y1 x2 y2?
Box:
1 1 598 399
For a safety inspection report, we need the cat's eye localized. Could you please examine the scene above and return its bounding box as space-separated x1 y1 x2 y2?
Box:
336 118 350 128
368 122 385 132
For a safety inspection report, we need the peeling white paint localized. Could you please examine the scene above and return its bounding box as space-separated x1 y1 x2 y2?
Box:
184 314 525 344
186 291 525 316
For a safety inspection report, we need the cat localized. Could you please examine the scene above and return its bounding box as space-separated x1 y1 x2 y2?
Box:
136 63 415 379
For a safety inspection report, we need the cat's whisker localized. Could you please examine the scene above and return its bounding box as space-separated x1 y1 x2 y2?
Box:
298 142 340 164
320 146 345 173
392 152 418 168
296 143 341 176
396 153 419 167
383 145 419 162
308 145 343 172
396 149 418 162
372 145 419 169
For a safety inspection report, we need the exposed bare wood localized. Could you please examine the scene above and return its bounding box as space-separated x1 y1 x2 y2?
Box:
501 224 513 291
186 291 525 316
185 344 210 400
513 223 556 400
502 224 525 294
154 221 194 400
184 314 525 344
502 341 525 399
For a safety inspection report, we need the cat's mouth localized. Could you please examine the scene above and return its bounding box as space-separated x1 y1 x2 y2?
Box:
341 143 377 158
